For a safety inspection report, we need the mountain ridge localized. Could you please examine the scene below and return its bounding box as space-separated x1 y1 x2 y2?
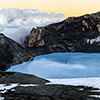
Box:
23 11 100 55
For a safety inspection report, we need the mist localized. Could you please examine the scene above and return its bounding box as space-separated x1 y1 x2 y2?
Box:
0 8 64 44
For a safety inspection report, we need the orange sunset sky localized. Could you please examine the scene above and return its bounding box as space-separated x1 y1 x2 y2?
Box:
0 0 100 18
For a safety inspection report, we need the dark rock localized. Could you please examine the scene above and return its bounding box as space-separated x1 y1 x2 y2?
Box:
0 72 99 100
23 11 100 56
1 84 100 100
0 71 49 84
0 33 33 71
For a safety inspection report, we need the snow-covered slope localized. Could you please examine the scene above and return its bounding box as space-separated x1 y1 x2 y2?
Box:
48 78 100 89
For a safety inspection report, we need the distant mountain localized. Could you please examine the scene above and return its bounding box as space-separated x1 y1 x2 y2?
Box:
23 11 100 56
0 33 33 71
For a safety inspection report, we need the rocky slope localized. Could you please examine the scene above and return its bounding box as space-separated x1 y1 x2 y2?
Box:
0 71 49 84
23 12 100 56
0 33 33 71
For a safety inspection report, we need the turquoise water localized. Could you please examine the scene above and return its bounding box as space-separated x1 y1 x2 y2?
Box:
7 53 100 78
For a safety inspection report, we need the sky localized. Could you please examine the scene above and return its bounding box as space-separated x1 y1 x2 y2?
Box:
0 0 100 18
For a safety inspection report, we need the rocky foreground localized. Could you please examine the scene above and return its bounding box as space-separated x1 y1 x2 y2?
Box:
0 72 100 100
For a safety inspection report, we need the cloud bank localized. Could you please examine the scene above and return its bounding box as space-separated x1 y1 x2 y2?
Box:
0 8 64 44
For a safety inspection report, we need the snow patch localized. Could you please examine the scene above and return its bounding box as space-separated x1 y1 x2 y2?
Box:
89 95 100 98
0 84 18 93
0 97 4 100
48 78 100 89
20 84 39 87
87 36 100 44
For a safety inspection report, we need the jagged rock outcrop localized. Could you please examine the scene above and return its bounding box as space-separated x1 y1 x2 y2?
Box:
0 33 33 71
23 27 45 47
24 12 100 55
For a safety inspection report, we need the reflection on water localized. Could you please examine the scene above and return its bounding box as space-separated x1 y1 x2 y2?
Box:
7 53 100 78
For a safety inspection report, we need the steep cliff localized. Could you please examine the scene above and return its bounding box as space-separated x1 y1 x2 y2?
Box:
24 12 100 56
0 33 33 71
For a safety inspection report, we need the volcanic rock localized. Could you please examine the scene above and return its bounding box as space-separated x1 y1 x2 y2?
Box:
0 71 49 84
1 84 100 100
0 33 33 71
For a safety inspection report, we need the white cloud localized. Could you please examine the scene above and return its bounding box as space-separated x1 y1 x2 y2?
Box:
0 8 64 44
